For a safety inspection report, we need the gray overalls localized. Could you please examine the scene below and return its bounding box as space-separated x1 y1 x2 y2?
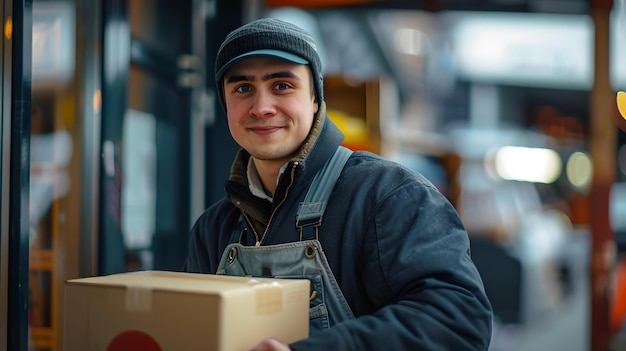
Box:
216 146 355 335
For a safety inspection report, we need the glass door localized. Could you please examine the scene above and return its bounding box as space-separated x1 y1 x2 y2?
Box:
29 1 98 349
99 0 194 274
26 1 199 349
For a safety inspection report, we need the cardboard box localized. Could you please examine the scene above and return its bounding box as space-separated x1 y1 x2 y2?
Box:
63 270 310 351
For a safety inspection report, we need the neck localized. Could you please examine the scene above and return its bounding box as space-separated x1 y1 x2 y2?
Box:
251 158 284 196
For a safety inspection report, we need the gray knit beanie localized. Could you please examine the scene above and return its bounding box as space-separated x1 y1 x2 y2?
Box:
215 18 324 110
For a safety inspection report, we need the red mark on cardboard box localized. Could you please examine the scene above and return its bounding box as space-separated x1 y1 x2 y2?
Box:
107 330 162 351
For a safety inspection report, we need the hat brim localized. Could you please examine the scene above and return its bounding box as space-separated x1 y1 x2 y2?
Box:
216 49 309 80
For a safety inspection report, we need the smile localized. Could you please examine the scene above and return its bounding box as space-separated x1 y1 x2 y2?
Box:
249 126 282 135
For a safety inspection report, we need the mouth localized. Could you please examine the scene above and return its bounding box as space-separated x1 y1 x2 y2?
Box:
249 126 282 135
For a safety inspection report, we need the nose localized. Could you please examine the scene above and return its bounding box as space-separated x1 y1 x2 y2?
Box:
249 90 276 118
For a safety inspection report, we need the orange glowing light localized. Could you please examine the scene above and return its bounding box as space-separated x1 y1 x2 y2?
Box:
4 17 12 40
618 91 626 120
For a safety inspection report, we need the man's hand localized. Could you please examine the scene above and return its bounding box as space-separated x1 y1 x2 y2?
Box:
249 337 292 351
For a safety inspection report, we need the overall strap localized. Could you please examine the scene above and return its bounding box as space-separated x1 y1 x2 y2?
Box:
296 146 353 240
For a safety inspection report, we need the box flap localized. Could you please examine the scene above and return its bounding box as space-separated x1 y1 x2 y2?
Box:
66 270 299 296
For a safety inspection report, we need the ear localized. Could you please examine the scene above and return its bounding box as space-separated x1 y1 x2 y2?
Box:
313 94 319 114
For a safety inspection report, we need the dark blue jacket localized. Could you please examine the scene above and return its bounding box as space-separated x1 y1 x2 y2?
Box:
185 111 493 350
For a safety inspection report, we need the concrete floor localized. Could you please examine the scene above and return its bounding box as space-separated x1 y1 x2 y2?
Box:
488 231 590 351
489 280 588 351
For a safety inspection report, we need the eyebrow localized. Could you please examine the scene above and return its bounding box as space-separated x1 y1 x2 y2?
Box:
226 75 254 84
225 71 301 84
262 71 300 81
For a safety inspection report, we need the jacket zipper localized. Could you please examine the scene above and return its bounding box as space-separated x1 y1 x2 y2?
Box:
243 161 299 246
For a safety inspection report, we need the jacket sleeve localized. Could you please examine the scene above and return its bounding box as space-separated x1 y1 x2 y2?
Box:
183 200 238 274
291 177 493 351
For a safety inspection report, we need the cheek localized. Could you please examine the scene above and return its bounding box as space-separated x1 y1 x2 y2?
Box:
225 99 246 123
294 102 317 137
226 110 244 141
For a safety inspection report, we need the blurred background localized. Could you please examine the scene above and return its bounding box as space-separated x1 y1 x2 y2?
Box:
2 0 626 350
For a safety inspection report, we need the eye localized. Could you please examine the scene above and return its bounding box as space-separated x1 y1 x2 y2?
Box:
274 82 291 91
234 84 252 93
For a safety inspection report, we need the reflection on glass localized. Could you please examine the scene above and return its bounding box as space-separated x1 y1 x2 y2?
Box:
30 1 78 351
122 110 157 270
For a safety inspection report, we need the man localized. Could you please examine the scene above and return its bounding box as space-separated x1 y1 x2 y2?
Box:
184 18 492 351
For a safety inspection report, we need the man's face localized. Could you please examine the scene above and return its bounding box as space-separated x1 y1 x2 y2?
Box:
222 56 318 166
